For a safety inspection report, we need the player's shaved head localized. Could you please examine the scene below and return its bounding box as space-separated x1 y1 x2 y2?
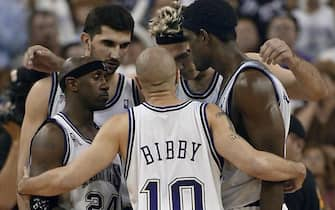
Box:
59 56 104 91
136 47 177 92
60 56 98 79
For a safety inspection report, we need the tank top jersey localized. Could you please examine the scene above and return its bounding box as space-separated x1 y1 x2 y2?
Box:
29 113 121 210
125 101 224 210
176 72 223 103
47 72 139 209
216 60 291 209
48 72 140 126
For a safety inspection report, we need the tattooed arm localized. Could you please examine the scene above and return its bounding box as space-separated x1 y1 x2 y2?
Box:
205 104 306 188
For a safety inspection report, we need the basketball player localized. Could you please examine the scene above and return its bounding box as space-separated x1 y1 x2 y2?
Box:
149 4 326 103
29 57 123 209
17 5 137 209
18 47 306 210
181 1 310 209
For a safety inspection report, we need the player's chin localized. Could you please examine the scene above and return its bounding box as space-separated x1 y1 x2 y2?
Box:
95 96 109 108
181 70 199 80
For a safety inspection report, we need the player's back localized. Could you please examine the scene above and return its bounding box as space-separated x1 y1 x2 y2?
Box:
125 101 223 210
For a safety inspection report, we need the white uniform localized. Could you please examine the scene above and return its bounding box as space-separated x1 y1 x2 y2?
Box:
216 60 290 209
47 72 139 209
176 72 223 103
30 113 121 210
48 72 140 126
125 101 224 210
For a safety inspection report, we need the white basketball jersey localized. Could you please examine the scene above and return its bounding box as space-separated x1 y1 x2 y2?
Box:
52 112 121 210
48 72 140 126
125 101 224 210
216 60 290 209
176 72 223 103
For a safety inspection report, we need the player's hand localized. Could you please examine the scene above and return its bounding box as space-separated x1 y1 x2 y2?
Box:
260 38 299 68
18 166 30 195
283 162 306 193
23 45 64 73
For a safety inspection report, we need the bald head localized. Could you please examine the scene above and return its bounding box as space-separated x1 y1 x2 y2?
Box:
136 47 177 91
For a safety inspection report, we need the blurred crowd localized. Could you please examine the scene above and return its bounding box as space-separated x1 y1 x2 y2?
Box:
0 0 335 209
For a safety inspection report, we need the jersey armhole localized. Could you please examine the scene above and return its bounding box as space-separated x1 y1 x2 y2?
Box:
124 108 135 180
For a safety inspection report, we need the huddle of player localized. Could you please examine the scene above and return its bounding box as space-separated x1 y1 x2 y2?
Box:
17 1 327 210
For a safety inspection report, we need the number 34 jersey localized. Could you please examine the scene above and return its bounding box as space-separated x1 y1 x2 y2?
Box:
125 101 224 210
53 112 121 210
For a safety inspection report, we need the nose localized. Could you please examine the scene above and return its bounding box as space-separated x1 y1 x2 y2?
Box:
100 77 110 91
110 45 121 60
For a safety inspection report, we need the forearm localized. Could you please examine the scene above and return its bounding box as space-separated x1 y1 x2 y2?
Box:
254 150 305 181
18 167 72 196
260 181 283 210
52 56 65 72
0 141 19 209
288 55 327 100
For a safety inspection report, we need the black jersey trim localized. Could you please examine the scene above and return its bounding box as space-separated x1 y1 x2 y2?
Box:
226 61 280 117
142 100 192 112
57 112 93 145
125 108 135 179
101 73 125 109
47 73 59 117
180 72 220 99
28 118 70 167
131 79 141 106
199 103 224 170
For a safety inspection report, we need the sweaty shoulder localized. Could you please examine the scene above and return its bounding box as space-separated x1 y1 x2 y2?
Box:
235 69 277 100
30 121 67 176
34 121 65 142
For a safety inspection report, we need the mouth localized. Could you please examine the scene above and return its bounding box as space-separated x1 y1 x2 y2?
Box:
105 59 120 72
99 92 109 100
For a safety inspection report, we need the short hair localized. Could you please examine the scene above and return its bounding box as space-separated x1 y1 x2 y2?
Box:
182 0 238 42
83 5 134 38
267 13 300 33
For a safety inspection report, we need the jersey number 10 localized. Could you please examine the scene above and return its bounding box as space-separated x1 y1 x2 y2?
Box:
141 177 204 210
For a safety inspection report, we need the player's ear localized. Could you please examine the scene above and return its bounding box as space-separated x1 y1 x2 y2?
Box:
80 32 92 56
65 77 79 92
135 76 142 90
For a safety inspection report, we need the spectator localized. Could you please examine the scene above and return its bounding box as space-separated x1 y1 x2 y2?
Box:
284 116 320 210
237 0 286 42
267 14 312 61
236 17 260 53
303 145 335 210
297 60 335 146
0 0 28 69
33 0 77 44
293 0 335 59
0 68 48 209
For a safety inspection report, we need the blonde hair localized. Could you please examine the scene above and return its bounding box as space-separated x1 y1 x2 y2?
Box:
149 1 183 36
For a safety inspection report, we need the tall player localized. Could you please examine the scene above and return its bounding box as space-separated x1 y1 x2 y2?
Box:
180 0 316 209
29 57 123 209
18 47 306 210
17 5 137 209
149 3 326 103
